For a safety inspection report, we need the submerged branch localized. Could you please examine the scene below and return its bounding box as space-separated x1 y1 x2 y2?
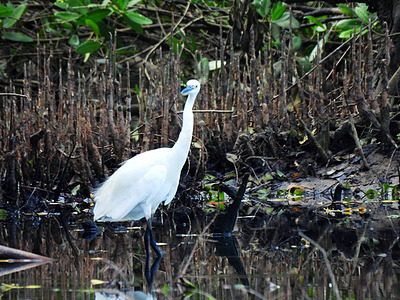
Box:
298 232 342 300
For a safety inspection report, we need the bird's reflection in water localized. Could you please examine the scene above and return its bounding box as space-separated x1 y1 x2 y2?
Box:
95 290 154 300
95 290 155 300
144 249 162 297
95 250 161 300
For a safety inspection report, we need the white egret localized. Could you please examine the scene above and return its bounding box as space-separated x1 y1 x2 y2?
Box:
93 79 201 256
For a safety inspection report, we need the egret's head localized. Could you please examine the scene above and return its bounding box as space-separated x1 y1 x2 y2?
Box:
181 79 200 96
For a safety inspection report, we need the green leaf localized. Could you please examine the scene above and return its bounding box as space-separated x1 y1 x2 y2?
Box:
296 57 312 73
304 16 326 32
2 31 34 42
177 30 192 53
252 0 271 18
172 36 182 57
271 5 286 21
338 29 354 39
277 189 287 197
65 0 86 6
10 4 26 19
261 173 274 181
54 11 81 21
85 18 99 36
116 48 137 55
190 34 197 52
127 0 141 7
63 0 88 14
125 11 152 25
181 278 196 288
71 184 80 196
86 8 112 23
0 6 13 18
200 57 210 75
309 33 329 61
293 189 303 196
272 60 281 76
355 6 370 23
3 4 27 28
162 283 169 296
123 14 143 33
83 52 91 62
338 28 364 39
337 4 355 18
68 34 80 46
292 36 302 51
54 1 69 10
203 173 215 181
382 183 390 192
255 188 271 200
218 191 225 202
112 0 130 10
366 189 378 199
0 209 6 220
134 84 140 96
305 16 323 28
276 169 285 178
272 12 300 29
75 40 101 54
335 19 361 30
387 214 400 219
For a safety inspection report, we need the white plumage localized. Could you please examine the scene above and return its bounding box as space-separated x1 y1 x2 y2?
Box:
93 79 200 255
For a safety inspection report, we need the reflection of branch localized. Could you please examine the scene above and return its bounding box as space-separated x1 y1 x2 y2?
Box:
174 214 217 281
351 222 367 274
97 258 131 286
298 232 342 300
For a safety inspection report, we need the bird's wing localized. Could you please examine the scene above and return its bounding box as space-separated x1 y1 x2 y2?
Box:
94 162 168 221
163 176 180 206
122 164 169 220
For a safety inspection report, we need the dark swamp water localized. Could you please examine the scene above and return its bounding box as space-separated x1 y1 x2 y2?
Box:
0 199 400 300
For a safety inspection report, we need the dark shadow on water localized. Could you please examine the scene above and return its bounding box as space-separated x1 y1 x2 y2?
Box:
0 200 400 298
213 235 249 287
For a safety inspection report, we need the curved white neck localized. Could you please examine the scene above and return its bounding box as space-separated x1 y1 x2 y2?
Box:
172 93 196 165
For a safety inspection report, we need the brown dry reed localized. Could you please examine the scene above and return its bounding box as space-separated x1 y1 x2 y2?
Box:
0 24 394 207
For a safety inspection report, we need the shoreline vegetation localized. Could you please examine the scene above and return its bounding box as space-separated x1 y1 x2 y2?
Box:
0 1 399 211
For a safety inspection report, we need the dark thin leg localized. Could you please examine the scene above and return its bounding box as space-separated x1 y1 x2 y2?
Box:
144 218 163 257
145 248 162 291
144 226 151 255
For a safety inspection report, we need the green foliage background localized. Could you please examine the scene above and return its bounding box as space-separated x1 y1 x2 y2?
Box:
0 0 378 77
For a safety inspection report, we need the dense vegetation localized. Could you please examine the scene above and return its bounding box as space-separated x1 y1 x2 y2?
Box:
0 1 398 209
